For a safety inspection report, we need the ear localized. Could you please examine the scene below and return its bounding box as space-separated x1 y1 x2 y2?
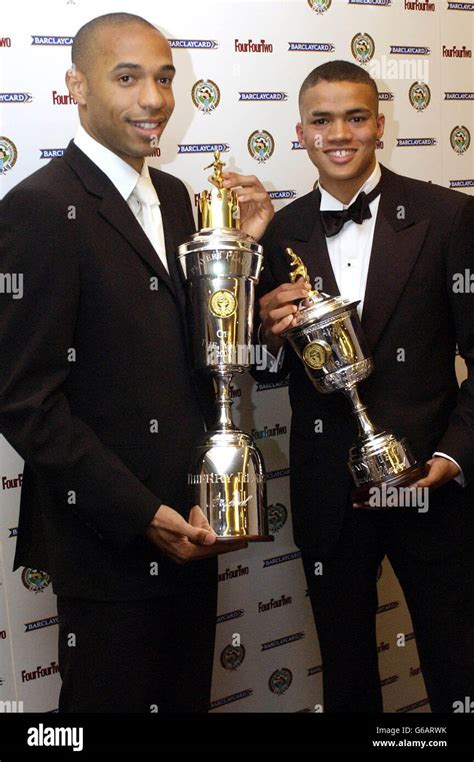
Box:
296 122 306 148
65 65 88 106
376 112 385 140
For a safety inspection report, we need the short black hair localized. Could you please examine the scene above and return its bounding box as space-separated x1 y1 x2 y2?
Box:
72 13 159 73
299 60 379 113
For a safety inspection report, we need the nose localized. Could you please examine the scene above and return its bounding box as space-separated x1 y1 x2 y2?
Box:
138 78 167 112
327 118 352 143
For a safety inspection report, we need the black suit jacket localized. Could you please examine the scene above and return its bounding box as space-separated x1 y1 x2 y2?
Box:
257 165 474 560
0 141 216 599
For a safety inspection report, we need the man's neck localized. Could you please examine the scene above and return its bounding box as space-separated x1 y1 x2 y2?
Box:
320 162 377 204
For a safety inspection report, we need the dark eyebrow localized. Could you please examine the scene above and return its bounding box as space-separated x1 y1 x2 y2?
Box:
309 107 372 118
111 62 176 74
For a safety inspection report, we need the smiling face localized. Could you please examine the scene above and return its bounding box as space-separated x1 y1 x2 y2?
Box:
296 79 385 202
67 23 175 171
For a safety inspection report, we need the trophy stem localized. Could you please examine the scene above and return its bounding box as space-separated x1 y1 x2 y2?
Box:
214 372 237 432
343 385 378 439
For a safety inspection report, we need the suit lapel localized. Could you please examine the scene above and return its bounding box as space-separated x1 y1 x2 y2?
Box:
62 141 178 299
361 166 430 350
289 189 340 296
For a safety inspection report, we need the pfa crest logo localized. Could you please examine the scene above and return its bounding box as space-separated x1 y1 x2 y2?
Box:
21 568 51 594
269 667 293 695
220 644 246 671
0 136 17 174
409 81 431 112
192 79 221 114
351 33 375 65
248 130 275 164
209 289 236 318
308 0 332 13
450 126 470 156
267 503 288 533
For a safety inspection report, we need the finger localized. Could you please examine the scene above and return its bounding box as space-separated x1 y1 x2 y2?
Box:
271 287 310 306
222 172 260 189
182 520 217 546
414 461 453 489
235 190 270 204
269 313 297 334
267 304 299 322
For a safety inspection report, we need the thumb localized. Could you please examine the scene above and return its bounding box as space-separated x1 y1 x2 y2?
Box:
183 511 216 545
188 505 215 533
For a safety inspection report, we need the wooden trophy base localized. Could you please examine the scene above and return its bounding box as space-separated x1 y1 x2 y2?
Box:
352 462 429 509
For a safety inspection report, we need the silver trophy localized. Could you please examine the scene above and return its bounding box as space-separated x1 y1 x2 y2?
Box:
178 152 272 540
283 248 427 507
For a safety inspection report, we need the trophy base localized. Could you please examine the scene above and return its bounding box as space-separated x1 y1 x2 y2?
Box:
189 428 272 541
351 462 429 508
214 534 274 543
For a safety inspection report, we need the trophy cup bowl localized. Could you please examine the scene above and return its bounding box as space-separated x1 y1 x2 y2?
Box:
282 248 427 508
177 152 272 540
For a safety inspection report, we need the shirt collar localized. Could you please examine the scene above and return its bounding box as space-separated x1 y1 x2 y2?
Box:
319 161 381 211
74 124 148 201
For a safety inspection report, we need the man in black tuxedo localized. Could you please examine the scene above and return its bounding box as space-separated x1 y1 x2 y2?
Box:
0 13 273 713
257 60 474 712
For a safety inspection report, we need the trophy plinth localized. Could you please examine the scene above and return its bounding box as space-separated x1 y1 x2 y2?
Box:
282 248 427 509
178 151 272 541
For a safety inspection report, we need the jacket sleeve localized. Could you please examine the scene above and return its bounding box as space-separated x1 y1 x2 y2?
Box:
250 217 292 384
0 183 162 551
435 194 474 484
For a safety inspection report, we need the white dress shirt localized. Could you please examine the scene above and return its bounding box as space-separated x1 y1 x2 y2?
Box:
74 125 169 272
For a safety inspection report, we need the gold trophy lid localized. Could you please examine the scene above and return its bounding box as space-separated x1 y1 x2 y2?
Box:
198 150 240 231
285 247 359 328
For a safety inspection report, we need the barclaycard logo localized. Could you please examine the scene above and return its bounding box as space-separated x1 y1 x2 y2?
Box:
261 632 305 651
239 92 288 101
288 42 335 52
216 609 245 624
291 141 306 150
447 1 474 8
0 93 32 103
168 39 218 49
263 550 301 568
268 190 297 200
397 137 437 146
40 149 65 159
450 179 474 187
210 689 253 709
31 36 73 45
390 46 430 54
379 92 395 100
445 92 474 99
177 142 229 154
24 616 58 633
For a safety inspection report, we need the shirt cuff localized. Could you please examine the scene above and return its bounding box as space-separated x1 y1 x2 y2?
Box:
433 452 466 488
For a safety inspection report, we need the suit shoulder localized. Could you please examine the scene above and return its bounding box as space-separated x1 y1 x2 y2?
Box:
389 167 472 215
264 189 317 237
1 158 76 209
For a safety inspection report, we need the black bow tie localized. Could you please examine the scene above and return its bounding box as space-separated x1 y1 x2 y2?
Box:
320 182 381 238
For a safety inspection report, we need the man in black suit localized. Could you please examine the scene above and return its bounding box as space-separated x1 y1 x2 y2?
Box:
0 12 273 713
257 60 474 712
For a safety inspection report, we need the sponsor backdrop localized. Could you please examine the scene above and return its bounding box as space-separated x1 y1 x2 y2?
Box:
0 0 472 713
